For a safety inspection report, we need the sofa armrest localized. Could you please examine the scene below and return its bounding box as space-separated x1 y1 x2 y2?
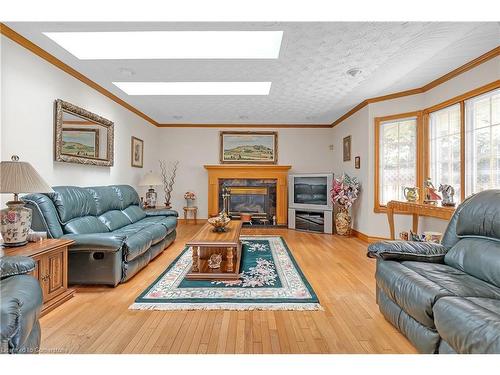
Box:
0 256 35 279
62 233 126 253
145 209 178 218
367 240 449 263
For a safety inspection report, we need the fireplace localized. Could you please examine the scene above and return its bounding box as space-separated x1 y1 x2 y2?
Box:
218 179 276 223
204 165 291 225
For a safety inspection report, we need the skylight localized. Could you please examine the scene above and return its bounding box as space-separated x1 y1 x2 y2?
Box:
43 31 283 59
112 82 272 95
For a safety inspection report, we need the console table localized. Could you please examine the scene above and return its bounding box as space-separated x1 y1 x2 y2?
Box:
386 200 455 240
2 238 74 316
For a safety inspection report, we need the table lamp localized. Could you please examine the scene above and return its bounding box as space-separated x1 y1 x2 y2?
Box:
0 155 53 247
139 171 162 208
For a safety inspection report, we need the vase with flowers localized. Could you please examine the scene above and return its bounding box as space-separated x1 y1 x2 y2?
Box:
184 191 196 207
331 173 361 236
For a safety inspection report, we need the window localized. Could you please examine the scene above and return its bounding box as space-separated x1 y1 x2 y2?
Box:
428 104 462 202
465 88 500 195
376 114 419 207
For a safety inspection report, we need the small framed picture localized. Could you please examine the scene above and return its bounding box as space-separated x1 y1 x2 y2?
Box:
355 156 361 169
343 135 351 162
131 136 144 168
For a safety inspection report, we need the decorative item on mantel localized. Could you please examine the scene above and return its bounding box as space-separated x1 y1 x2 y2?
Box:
139 171 162 208
0 155 53 247
439 184 456 207
331 173 360 236
184 191 196 207
159 160 179 209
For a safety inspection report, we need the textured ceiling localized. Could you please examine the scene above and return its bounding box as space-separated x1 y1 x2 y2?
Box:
5 22 500 125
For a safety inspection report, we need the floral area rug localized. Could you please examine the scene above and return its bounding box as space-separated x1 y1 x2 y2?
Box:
130 236 321 311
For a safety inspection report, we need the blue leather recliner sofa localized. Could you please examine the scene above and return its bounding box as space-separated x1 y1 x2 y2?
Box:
368 189 500 354
22 185 178 286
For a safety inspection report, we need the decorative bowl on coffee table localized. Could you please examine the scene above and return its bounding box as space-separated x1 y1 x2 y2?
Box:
207 214 231 232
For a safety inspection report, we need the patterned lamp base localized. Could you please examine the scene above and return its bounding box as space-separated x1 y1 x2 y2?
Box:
0 201 32 247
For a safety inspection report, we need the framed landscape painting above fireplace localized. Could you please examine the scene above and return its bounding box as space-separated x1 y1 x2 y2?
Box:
220 131 278 164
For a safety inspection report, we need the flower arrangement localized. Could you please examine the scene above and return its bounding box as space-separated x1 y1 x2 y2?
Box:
184 191 196 200
331 173 361 210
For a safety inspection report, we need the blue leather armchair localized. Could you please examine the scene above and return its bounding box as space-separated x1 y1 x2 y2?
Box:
368 189 500 354
22 185 178 286
1 256 43 354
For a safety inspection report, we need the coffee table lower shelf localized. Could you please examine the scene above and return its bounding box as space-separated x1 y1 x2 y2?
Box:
186 244 242 280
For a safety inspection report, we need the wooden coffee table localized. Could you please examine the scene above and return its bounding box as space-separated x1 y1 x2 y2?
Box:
186 220 242 280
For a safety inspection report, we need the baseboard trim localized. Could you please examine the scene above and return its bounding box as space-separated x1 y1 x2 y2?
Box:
351 229 388 243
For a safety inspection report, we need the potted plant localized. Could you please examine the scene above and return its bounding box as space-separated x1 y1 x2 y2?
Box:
331 173 360 236
184 191 196 207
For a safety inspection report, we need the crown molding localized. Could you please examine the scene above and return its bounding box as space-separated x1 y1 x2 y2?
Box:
2 23 498 130
331 46 500 127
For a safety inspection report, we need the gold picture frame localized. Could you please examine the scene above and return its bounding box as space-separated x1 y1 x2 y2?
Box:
131 136 144 168
343 135 351 162
220 131 278 164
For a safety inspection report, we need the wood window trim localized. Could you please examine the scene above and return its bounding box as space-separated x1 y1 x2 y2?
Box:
374 80 500 216
374 111 423 213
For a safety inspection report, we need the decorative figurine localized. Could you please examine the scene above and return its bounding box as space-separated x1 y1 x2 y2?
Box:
208 253 223 269
423 177 441 205
439 184 456 206
403 187 419 202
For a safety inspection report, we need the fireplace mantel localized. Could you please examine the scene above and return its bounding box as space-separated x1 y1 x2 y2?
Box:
204 165 291 225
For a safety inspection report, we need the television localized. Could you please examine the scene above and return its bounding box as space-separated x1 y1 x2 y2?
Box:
288 173 334 211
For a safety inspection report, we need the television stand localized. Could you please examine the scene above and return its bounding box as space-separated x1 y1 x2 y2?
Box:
288 208 333 234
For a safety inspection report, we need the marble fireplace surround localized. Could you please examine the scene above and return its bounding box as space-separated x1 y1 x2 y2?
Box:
204 165 292 225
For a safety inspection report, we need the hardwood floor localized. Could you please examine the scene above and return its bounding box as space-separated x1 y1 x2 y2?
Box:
39 223 417 354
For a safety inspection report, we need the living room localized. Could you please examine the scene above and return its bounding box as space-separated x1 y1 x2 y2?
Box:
1 0 499 371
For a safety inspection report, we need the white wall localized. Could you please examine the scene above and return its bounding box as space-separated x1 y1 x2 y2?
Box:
156 127 335 218
332 56 500 238
0 36 160 205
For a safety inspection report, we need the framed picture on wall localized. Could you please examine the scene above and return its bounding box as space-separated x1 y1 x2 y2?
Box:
220 131 278 164
343 135 351 162
355 156 361 169
61 128 99 158
131 136 144 168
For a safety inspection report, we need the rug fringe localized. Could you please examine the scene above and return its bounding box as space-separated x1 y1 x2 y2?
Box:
129 302 323 311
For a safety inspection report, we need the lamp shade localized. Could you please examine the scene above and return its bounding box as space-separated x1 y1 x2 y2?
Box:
139 171 162 187
0 155 53 195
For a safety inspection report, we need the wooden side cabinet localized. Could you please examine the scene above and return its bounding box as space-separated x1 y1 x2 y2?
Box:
3 239 75 317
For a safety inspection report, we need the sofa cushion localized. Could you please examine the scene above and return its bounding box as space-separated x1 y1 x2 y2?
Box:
434 297 500 354
376 260 453 328
123 231 153 261
155 216 177 234
402 261 500 300
50 186 97 224
140 224 168 245
63 216 110 235
122 205 147 223
0 256 35 279
98 210 131 231
445 238 500 288
21 193 64 238
111 185 140 209
86 186 123 215
378 260 500 329
456 189 500 241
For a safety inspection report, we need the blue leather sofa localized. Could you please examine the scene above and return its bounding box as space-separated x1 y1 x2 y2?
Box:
22 185 178 286
368 189 500 354
1 256 43 354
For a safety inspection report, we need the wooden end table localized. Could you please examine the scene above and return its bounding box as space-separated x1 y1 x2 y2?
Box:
186 220 242 280
183 206 198 224
2 238 75 317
